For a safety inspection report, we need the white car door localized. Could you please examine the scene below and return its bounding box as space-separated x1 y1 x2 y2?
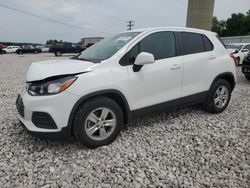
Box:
180 32 220 98
123 31 183 111
6 47 12 53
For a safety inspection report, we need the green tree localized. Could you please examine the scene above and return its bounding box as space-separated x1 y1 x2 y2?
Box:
226 13 246 36
211 10 250 36
46 39 63 45
211 17 226 36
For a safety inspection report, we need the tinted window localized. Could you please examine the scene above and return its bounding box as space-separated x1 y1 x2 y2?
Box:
119 31 176 66
140 32 176 60
202 35 213 51
78 32 140 62
243 45 250 51
181 32 205 55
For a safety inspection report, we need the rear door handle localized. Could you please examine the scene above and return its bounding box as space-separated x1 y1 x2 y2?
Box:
209 55 216 60
170 64 181 70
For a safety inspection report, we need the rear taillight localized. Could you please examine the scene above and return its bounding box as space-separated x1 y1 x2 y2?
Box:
230 54 237 65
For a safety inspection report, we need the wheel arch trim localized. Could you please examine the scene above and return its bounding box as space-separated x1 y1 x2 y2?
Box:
67 89 132 135
210 72 236 91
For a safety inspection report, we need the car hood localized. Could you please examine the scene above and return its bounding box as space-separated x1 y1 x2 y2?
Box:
26 59 97 82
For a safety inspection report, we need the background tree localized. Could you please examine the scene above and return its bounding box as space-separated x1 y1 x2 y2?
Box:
46 39 63 45
212 10 250 36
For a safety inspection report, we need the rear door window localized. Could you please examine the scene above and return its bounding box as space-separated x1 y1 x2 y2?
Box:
180 32 205 55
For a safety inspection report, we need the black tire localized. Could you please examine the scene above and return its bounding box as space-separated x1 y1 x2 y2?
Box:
236 57 240 66
203 79 231 114
55 51 62 56
18 51 23 55
74 97 123 148
245 75 250 80
34 50 38 54
2 50 6 54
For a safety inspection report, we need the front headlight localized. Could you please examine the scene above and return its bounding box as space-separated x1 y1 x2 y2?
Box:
27 76 77 96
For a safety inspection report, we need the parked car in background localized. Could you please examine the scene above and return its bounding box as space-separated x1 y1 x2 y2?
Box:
242 53 250 80
49 42 86 56
0 44 7 49
41 46 50 52
226 43 250 65
16 27 236 148
16 45 42 54
2 46 20 54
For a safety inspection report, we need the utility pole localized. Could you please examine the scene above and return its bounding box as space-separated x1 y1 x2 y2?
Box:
127 21 134 30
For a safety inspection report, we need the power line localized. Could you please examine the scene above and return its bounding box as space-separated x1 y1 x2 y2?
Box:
127 21 134 30
0 3 112 35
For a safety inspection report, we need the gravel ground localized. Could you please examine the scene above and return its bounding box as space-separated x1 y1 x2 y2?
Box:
0 53 249 187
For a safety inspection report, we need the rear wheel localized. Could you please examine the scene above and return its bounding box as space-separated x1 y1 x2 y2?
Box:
203 79 231 114
2 50 6 54
74 97 123 148
55 51 62 56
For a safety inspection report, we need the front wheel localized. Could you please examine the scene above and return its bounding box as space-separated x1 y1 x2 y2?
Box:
74 97 123 148
55 51 62 56
203 79 231 114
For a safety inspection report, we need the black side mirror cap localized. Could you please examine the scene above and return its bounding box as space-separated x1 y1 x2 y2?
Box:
133 64 143 72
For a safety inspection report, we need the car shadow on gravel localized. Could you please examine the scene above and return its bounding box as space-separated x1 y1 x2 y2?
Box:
12 120 86 152
12 105 205 152
128 104 204 128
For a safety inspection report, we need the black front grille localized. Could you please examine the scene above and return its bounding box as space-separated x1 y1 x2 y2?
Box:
16 95 24 117
32 112 57 129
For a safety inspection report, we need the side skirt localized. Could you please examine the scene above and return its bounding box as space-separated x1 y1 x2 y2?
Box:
131 91 208 119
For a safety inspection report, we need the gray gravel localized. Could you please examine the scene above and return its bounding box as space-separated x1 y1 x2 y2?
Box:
0 53 249 187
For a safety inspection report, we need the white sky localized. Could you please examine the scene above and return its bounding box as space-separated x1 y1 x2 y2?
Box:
0 0 249 43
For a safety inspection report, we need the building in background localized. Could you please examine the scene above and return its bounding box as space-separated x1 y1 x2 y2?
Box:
186 0 215 31
81 37 104 47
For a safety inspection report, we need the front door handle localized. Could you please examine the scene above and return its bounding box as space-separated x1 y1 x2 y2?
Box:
170 64 181 70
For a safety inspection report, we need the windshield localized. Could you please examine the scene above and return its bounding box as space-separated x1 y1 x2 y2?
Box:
226 44 244 50
77 32 140 62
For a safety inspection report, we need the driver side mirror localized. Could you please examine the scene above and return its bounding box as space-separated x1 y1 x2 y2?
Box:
134 52 155 65
133 52 155 72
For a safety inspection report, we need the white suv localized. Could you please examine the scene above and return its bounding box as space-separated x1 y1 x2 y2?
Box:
16 27 236 148
2 46 20 53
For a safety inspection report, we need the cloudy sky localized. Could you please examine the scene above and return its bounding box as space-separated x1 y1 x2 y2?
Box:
0 0 249 44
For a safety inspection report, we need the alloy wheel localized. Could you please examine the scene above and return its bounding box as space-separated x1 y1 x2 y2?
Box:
84 107 117 141
214 85 229 108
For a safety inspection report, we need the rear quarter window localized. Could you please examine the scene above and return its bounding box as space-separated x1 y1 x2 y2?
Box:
202 35 214 51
